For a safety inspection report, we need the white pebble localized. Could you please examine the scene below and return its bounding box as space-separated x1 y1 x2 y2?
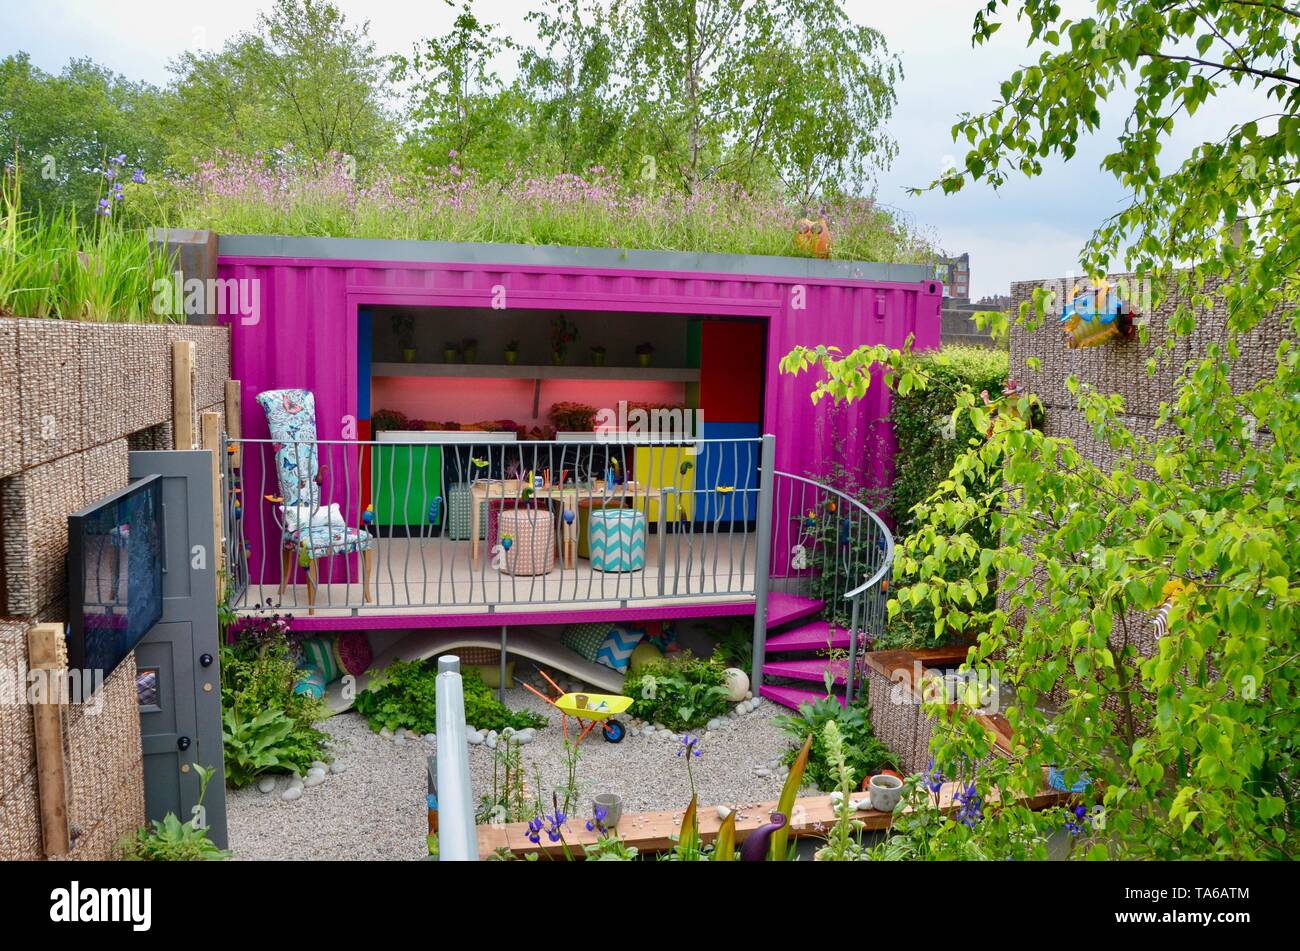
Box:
330 762 347 774
466 730 484 745
423 733 436 744
307 766 326 780
379 727 393 738
258 776 277 794
717 806 733 820
281 786 303 802
311 760 328 771
304 772 326 788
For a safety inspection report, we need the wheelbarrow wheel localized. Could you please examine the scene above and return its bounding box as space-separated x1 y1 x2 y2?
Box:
602 719 626 744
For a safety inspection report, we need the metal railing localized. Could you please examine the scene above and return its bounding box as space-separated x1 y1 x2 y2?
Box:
761 469 895 703
224 434 766 615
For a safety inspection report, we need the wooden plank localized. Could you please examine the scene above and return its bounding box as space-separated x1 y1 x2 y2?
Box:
27 623 70 857
201 411 224 598
224 379 242 468
171 339 196 449
475 778 1069 858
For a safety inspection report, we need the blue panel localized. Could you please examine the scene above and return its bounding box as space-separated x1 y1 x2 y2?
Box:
695 422 760 523
357 308 372 420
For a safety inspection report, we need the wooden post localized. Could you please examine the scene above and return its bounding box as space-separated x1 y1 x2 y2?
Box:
172 340 197 450
202 410 224 599
224 379 242 468
27 623 70 857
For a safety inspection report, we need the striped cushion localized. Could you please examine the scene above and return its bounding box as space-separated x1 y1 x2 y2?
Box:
561 623 612 663
301 637 340 682
294 664 326 700
595 626 643 673
333 632 373 677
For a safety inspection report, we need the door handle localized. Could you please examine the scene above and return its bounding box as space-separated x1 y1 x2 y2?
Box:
199 653 213 668
177 736 191 751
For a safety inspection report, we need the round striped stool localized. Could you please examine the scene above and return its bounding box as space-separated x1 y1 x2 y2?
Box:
588 509 647 572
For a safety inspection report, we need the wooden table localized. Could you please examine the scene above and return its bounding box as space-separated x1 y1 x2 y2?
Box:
469 480 662 567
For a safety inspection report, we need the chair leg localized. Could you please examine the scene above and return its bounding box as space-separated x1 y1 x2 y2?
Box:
280 547 292 595
305 558 318 615
362 548 373 603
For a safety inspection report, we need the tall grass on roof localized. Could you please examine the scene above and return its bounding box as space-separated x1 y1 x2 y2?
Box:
136 153 938 265
1 162 176 323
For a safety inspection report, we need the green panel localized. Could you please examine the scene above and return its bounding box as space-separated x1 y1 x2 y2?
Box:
686 319 702 369
372 445 442 526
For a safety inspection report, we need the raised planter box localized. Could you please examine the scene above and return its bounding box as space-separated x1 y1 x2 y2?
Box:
862 644 1016 774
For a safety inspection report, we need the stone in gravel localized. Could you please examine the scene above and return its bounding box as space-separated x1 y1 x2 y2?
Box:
423 733 436 744
330 762 347 775
485 730 499 749
311 760 329 770
755 767 771 777
307 766 327 780
745 691 753 700
379 727 393 738
717 806 733 820
514 728 535 744
281 786 303 802
642 726 656 736
304 773 326 788
658 730 674 739
467 730 484 745
258 776 277 794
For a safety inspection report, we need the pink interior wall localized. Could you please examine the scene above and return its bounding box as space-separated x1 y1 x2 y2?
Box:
371 376 685 425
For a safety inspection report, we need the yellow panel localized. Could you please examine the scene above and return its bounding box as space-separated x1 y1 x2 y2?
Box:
634 445 696 522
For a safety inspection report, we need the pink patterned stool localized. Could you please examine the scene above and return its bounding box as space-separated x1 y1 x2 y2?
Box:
498 508 556 576
487 498 546 551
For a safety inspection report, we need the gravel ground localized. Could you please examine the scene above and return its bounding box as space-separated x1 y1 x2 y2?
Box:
226 674 795 861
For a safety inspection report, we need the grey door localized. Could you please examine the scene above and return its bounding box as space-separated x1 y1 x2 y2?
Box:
129 449 227 848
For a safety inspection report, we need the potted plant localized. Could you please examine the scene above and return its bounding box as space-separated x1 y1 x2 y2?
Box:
503 339 520 366
443 341 460 364
461 337 478 364
550 315 578 366
589 345 607 367
392 313 416 362
548 401 598 432
635 341 655 368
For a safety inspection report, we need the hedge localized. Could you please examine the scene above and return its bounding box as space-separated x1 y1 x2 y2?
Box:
883 346 1008 649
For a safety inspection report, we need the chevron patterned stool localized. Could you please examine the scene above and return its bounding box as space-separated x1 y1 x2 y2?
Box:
498 508 556 576
589 509 647 573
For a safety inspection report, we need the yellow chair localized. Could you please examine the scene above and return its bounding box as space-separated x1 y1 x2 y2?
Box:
633 444 696 523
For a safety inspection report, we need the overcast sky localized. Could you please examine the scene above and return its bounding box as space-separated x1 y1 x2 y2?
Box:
0 0 1247 297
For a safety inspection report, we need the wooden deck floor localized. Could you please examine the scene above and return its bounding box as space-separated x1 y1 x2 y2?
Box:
237 532 760 617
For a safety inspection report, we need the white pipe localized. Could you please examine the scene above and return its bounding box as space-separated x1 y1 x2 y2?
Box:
435 655 479 861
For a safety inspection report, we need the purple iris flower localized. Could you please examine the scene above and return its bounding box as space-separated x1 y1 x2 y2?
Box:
111 183 125 201
924 758 945 794
526 816 544 844
111 153 127 166
955 781 983 827
678 734 702 758
132 168 146 184
586 802 608 833
1064 803 1090 837
96 197 112 216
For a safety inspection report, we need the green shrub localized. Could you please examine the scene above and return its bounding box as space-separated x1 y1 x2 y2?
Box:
353 661 546 735
624 652 730 731
117 765 230 860
219 617 329 787
883 345 1008 649
774 697 897 792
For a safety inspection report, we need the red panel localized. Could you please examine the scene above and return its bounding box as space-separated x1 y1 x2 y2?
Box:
700 320 764 422
359 418 372 513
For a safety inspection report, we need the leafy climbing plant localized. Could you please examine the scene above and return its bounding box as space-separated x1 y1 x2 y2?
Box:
782 1 1300 860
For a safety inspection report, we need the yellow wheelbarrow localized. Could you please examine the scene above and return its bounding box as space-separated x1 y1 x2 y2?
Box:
522 670 632 745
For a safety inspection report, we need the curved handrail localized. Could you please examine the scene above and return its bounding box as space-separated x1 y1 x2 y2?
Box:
771 469 895 601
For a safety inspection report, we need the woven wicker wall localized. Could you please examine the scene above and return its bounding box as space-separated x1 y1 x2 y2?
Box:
1005 274 1289 713
0 317 229 860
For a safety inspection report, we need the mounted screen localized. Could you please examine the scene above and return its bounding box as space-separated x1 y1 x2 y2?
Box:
67 475 164 689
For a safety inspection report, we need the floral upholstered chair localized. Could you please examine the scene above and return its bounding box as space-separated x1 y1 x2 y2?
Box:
256 388 373 612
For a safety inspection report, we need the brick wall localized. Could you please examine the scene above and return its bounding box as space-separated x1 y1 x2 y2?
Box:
0 318 229 860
